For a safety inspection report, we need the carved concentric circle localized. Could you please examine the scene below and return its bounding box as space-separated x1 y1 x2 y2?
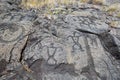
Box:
0 22 24 43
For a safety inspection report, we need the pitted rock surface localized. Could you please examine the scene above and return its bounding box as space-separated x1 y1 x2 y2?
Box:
0 1 120 80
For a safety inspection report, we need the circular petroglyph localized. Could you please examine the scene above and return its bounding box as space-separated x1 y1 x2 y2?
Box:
0 22 24 43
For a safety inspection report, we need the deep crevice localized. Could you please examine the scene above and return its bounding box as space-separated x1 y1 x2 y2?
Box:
19 37 29 62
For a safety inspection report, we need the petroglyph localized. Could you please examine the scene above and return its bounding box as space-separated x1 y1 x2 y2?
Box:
0 22 25 43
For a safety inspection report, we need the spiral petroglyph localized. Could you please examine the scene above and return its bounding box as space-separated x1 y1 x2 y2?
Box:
0 22 25 43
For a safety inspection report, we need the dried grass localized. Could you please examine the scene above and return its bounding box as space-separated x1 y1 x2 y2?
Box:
21 0 79 9
80 0 106 5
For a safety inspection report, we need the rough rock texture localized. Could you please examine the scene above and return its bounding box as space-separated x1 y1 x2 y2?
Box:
106 0 120 5
0 0 120 80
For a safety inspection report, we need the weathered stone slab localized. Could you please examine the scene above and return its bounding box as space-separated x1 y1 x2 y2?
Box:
0 1 120 80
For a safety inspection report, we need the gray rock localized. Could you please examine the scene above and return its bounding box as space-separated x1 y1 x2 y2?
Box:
106 0 120 5
0 1 120 80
